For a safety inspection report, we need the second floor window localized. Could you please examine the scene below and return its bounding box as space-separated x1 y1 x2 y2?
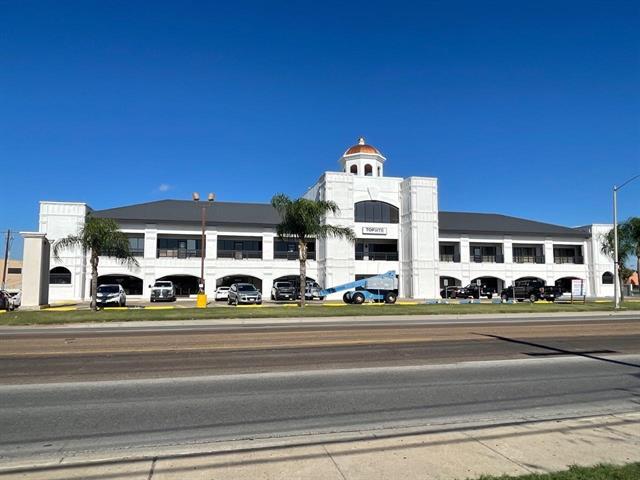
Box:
354 201 399 224
157 238 201 258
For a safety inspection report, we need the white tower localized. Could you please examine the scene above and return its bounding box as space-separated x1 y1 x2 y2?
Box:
339 137 386 177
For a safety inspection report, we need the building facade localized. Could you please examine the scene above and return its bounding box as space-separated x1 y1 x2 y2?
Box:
38 138 616 302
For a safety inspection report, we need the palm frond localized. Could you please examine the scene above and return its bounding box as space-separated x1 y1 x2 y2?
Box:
52 236 82 259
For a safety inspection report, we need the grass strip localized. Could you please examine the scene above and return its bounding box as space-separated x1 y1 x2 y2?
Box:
471 462 640 479
0 301 638 326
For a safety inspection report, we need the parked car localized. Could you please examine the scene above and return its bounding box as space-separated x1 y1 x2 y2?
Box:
3 290 21 309
500 279 562 302
149 281 176 302
0 290 14 311
440 286 461 299
96 284 126 307
215 286 230 301
453 283 495 299
298 281 325 300
228 283 262 305
271 281 296 301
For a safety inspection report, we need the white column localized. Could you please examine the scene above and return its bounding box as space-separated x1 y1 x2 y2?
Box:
20 232 51 308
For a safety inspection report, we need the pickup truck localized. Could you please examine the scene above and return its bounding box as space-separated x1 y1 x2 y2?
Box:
500 280 562 302
149 281 176 302
446 283 495 299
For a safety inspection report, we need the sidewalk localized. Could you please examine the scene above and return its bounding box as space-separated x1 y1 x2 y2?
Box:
2 412 638 479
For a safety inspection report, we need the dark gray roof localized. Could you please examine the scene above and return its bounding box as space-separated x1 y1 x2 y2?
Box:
92 200 587 237
92 200 282 226
438 211 587 237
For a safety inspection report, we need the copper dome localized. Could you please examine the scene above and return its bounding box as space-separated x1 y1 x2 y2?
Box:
344 137 381 155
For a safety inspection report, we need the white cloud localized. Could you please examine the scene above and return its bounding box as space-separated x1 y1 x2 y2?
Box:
157 183 172 192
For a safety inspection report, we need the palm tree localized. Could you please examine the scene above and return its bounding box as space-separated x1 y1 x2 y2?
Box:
621 217 640 287
601 224 634 303
271 194 355 307
53 217 138 310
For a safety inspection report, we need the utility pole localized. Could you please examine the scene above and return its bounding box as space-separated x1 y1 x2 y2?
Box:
612 174 640 310
1 229 10 290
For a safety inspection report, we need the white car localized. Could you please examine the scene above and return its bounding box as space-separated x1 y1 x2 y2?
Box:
215 286 230 301
6 290 21 309
96 284 127 307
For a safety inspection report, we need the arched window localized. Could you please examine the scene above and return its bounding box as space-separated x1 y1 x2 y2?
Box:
364 164 373 176
50 266 72 285
350 164 358 175
354 201 399 224
602 272 614 284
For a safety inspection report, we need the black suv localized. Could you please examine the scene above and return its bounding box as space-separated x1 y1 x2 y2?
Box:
501 280 562 302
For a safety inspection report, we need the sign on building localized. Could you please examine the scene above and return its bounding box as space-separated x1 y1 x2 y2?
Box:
362 226 387 236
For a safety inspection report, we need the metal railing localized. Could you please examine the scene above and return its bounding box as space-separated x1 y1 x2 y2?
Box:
513 255 545 264
471 254 504 264
554 256 584 264
217 249 263 260
157 248 202 259
103 249 144 257
274 251 316 260
439 253 461 262
355 252 399 261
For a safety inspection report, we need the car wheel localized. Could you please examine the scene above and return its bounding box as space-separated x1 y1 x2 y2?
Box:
384 292 397 304
257 301 262 305
529 294 537 303
487 293 493 300
342 292 352 304
351 292 365 305
501 293 508 301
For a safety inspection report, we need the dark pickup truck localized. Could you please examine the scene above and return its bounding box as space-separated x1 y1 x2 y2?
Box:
500 279 562 302
440 283 495 299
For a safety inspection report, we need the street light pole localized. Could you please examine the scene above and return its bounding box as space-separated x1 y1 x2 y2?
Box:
612 174 640 310
193 192 215 299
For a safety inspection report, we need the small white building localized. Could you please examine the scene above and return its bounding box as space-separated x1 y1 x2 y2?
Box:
38 138 616 302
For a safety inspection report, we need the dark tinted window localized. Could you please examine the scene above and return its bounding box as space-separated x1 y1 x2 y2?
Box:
238 284 257 292
97 285 119 293
49 266 71 284
354 201 399 223
602 272 614 284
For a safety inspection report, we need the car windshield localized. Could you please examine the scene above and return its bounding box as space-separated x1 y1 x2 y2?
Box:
154 282 172 287
238 284 257 292
218 286 230 291
97 285 119 294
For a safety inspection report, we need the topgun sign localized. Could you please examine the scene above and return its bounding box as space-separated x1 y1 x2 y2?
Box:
362 226 387 235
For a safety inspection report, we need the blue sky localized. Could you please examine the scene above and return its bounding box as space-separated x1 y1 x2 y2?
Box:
1 0 639 259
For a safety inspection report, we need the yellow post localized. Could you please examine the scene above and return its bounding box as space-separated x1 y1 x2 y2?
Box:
196 293 207 308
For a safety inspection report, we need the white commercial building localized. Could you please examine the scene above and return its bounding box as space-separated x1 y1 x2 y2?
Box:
38 138 616 302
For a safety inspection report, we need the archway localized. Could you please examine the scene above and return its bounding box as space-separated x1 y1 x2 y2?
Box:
216 275 263 292
471 276 505 294
514 276 545 285
98 274 143 295
350 164 358 175
157 275 200 297
364 164 373 176
555 276 581 293
439 276 462 289
602 272 614 285
49 266 71 285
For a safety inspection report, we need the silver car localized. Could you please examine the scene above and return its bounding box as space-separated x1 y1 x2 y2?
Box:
227 283 262 305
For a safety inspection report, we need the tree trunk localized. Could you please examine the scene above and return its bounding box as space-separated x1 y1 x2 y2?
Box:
299 240 307 308
90 253 99 311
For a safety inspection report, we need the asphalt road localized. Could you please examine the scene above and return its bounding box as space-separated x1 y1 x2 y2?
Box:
1 314 639 464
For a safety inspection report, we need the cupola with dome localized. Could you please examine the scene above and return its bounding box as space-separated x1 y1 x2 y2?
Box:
339 137 386 177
